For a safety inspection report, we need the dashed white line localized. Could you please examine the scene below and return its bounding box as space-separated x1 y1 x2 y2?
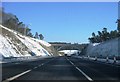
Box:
33 67 38 69
38 64 42 67
3 69 32 82
15 63 20 65
2 58 55 82
66 57 93 81
41 63 44 65
38 63 44 67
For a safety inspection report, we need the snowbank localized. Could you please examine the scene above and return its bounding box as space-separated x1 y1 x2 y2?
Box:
86 38 119 57
59 50 80 56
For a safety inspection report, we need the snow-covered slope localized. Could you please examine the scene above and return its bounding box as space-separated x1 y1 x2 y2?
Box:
15 34 51 56
86 38 119 57
0 34 23 57
32 38 51 47
0 25 52 58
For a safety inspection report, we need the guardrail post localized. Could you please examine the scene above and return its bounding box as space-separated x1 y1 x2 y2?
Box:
88 55 89 59
106 56 109 62
82 56 84 59
113 56 116 63
94 56 97 61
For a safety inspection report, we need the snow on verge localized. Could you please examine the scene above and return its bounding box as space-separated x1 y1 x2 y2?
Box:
59 50 80 56
86 38 119 57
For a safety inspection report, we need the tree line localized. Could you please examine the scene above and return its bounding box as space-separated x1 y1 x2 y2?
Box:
88 19 120 43
1 8 44 40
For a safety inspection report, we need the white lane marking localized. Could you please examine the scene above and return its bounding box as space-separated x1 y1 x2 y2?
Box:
66 57 69 61
41 63 44 65
3 57 56 82
33 67 38 69
3 69 31 82
66 58 93 81
38 64 42 67
69 61 74 66
38 63 44 67
38 62 48 67
37 59 53 67
15 63 20 64
3 61 48 82
75 67 93 81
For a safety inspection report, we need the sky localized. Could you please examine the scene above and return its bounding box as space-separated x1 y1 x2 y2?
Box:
2 2 118 43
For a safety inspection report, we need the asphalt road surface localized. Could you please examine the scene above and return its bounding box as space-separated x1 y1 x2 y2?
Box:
1 56 120 81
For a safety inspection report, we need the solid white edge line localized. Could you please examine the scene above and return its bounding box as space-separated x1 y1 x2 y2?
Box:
3 69 31 82
75 67 93 81
66 57 93 81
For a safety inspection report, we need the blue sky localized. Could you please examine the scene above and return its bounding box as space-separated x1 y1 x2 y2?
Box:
2 2 118 43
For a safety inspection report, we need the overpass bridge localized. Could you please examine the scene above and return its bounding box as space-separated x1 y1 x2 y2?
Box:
49 42 87 51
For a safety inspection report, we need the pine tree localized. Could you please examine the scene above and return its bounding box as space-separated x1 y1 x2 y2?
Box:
39 34 44 40
34 32 39 39
116 19 120 37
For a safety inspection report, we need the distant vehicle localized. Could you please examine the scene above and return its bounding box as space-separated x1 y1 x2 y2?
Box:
64 54 67 56
64 54 71 57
